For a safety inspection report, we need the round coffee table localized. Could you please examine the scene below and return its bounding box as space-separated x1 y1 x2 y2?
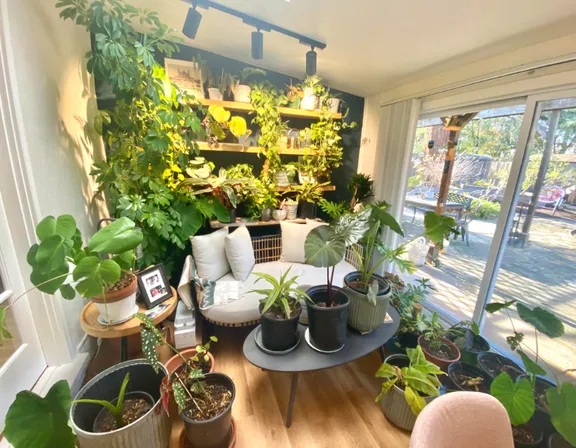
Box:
243 307 400 427
80 286 178 362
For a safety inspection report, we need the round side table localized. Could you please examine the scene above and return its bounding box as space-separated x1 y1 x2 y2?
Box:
80 286 178 362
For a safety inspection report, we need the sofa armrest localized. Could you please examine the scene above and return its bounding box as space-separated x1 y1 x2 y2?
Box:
177 255 195 310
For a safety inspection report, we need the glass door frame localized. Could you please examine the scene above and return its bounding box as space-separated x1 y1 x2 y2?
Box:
472 88 576 327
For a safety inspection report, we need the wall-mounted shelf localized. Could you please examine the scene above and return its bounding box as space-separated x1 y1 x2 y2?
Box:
210 218 311 229
195 99 342 120
276 185 336 192
195 141 315 156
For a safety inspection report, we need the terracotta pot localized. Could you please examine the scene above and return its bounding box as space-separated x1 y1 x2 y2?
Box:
178 417 237 447
164 348 215 375
92 274 138 324
417 334 461 372
92 273 138 303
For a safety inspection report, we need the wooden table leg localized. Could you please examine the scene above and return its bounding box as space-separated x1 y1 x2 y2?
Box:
286 372 299 428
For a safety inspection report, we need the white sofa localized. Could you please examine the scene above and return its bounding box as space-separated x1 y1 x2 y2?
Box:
178 233 359 329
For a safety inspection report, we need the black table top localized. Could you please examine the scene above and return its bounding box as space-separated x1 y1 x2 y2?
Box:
243 307 400 373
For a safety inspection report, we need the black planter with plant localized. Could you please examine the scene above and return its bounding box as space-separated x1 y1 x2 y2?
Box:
448 362 492 393
298 200 317 219
306 285 350 351
293 181 326 219
250 266 311 352
447 324 490 364
477 351 525 380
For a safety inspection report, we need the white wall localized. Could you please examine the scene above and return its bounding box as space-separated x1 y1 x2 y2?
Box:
3 0 106 364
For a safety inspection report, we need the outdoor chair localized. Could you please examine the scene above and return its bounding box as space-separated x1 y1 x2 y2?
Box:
454 200 483 247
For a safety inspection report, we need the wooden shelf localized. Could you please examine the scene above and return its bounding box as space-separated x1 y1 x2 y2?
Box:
195 98 342 120
210 218 309 229
195 141 314 156
276 185 336 192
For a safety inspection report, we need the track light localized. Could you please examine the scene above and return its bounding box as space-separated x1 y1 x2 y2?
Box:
252 30 263 60
306 48 317 76
183 7 202 39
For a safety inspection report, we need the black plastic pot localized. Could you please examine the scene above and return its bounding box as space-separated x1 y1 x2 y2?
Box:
477 352 525 380
518 375 556 414
513 411 547 448
219 208 236 224
448 362 492 393
447 329 491 364
298 201 317 219
259 303 302 351
306 285 349 351
181 373 236 448
548 433 572 448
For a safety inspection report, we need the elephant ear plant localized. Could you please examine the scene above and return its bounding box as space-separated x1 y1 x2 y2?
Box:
485 300 575 446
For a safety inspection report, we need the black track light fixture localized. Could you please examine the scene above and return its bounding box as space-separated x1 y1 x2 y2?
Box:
306 47 317 76
183 6 202 39
252 30 263 60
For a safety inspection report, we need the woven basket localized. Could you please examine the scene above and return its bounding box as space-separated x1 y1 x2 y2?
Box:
344 273 391 333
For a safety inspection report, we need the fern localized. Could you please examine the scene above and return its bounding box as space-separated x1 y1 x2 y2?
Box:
319 199 349 220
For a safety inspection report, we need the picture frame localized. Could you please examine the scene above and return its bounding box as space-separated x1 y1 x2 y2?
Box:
164 58 205 99
137 264 172 309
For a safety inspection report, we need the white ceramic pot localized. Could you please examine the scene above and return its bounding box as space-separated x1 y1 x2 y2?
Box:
285 204 298 220
273 171 290 187
234 84 251 103
272 209 287 221
92 274 138 324
301 87 317 110
208 88 223 101
328 98 341 113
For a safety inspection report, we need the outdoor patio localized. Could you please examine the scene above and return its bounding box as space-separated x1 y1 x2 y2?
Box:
401 207 576 380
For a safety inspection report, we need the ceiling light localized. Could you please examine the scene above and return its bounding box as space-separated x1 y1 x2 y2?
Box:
306 48 317 76
183 7 202 39
252 30 264 59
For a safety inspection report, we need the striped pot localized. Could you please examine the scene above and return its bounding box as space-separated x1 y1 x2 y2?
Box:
379 355 435 431
71 359 171 448
344 272 391 333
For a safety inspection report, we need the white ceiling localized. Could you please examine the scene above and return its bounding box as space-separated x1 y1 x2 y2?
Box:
133 0 576 96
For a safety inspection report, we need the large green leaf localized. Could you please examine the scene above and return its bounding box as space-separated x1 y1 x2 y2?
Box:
490 372 535 426
402 367 440 397
304 225 345 268
0 306 14 345
112 251 135 271
485 300 517 314
372 208 404 236
35 216 56 241
73 257 121 298
423 212 457 245
406 346 426 366
546 383 576 446
4 380 76 448
173 202 204 238
30 264 69 295
376 378 398 402
59 284 76 300
332 207 372 245
26 244 39 268
517 350 546 376
404 385 427 416
516 303 564 338
375 363 397 379
35 235 72 272
35 215 77 242
88 217 143 254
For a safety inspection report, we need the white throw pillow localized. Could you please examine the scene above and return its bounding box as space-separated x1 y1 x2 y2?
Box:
225 226 255 281
191 228 230 281
280 220 326 264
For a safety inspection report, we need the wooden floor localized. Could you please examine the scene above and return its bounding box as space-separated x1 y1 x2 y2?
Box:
177 326 410 448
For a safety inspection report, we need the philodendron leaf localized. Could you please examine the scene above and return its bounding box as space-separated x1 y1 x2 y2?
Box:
375 363 397 379
0 306 14 345
402 367 440 397
208 105 230 124
406 345 426 366
485 300 517 314
88 217 143 254
423 212 457 246
546 383 576 446
4 380 76 448
516 303 564 338
517 350 546 376
490 372 535 426
375 378 398 402
372 208 404 237
404 385 427 416
304 225 345 268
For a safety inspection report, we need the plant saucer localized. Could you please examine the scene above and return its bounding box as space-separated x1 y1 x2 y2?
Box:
304 328 344 354
97 305 139 326
254 325 302 355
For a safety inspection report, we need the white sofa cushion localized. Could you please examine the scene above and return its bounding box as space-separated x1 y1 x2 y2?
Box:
279 220 325 264
190 228 230 281
225 226 255 281
201 260 356 325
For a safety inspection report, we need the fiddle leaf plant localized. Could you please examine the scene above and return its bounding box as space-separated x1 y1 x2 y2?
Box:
375 345 444 416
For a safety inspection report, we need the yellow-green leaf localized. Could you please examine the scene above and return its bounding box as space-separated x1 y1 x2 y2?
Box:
404 386 427 416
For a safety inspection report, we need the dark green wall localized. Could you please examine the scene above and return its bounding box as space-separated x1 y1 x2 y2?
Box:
156 45 365 206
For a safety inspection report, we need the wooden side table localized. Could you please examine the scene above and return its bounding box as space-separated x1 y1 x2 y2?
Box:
80 286 178 362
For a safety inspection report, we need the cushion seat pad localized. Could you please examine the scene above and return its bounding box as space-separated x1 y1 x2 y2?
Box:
202 260 356 325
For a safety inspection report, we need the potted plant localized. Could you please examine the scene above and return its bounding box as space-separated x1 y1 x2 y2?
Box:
448 362 492 393
417 312 461 372
273 167 291 187
206 70 222 101
348 173 374 209
249 266 311 351
325 89 341 113
136 315 236 448
300 75 322 110
484 300 575 447
284 198 299 220
286 79 304 109
375 345 444 431
303 208 372 351
272 205 287 221
285 162 299 184
4 360 170 448
477 351 525 380
446 320 491 365
164 336 218 375
10 214 143 325
292 181 327 219
234 67 267 103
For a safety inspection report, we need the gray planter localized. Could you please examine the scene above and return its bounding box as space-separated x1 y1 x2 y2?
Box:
379 354 435 431
344 272 391 333
71 359 170 448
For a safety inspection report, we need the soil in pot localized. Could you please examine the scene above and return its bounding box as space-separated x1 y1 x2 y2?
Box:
260 301 301 351
418 335 460 371
93 392 153 433
306 285 349 351
182 383 232 422
448 362 492 393
477 352 524 380
513 424 542 446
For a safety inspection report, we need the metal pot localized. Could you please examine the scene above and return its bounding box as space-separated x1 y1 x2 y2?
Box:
272 209 287 221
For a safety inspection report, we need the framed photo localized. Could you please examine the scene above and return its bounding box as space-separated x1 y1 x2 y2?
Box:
137 264 172 309
164 58 205 99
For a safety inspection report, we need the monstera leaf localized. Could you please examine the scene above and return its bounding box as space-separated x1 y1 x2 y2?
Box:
4 380 76 448
88 217 143 254
304 226 346 268
491 372 535 426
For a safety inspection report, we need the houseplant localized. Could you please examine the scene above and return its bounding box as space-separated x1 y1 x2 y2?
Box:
448 362 492 393
234 67 267 103
250 266 311 351
348 173 374 209
137 315 236 447
284 198 299 220
303 207 372 351
164 336 218 374
484 300 575 447
286 79 304 109
417 312 461 372
375 345 444 431
291 181 327 219
300 75 322 110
